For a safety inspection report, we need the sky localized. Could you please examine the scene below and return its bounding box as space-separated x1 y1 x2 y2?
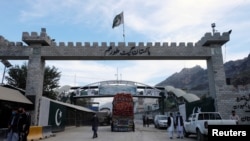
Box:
1 0 250 89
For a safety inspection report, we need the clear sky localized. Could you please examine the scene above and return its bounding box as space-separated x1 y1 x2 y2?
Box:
1 0 250 88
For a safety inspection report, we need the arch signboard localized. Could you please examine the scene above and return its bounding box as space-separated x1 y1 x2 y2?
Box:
70 80 162 98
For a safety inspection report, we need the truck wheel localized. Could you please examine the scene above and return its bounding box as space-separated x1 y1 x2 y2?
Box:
197 129 205 141
183 128 190 137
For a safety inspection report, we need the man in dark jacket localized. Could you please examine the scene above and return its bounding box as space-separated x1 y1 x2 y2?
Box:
142 115 146 127
18 107 31 141
167 112 175 139
6 107 20 141
175 112 184 139
91 113 99 139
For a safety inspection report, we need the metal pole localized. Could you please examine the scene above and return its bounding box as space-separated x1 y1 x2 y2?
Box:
1 59 12 84
122 11 125 43
1 66 6 84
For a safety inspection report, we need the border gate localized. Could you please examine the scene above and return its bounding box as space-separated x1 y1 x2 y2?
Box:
2 28 248 125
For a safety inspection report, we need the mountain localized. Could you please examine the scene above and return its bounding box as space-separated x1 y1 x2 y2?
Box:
156 53 250 93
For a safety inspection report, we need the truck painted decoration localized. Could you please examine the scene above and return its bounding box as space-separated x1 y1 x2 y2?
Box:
111 93 135 132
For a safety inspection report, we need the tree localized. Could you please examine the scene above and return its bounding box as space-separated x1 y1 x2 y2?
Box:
6 64 27 89
43 66 61 99
5 62 61 99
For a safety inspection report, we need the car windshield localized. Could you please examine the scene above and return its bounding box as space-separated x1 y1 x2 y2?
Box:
198 113 222 120
159 116 167 120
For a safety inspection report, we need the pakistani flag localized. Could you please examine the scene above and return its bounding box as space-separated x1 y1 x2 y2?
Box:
48 101 66 132
112 12 124 28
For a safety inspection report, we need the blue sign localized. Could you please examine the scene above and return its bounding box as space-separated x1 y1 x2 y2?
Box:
99 85 137 95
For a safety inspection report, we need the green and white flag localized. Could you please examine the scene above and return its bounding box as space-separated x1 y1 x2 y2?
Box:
112 12 124 28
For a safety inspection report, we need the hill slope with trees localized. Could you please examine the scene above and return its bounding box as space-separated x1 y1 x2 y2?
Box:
156 54 250 94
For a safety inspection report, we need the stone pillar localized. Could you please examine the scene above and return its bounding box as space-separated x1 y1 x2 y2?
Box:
206 46 227 111
22 28 52 125
198 32 230 112
26 46 45 125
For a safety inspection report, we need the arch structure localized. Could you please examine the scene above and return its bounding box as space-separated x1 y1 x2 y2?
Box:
70 80 162 98
70 80 200 103
0 28 230 125
163 85 200 103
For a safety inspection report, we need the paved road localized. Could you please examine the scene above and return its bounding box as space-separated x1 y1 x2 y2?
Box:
43 120 199 141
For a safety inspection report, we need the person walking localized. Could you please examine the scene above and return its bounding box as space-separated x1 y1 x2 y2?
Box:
167 112 175 139
91 113 99 139
175 112 184 139
146 114 150 127
142 114 146 127
18 107 31 141
230 110 240 124
6 107 20 141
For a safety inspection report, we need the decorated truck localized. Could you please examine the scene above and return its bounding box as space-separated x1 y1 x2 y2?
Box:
111 93 135 132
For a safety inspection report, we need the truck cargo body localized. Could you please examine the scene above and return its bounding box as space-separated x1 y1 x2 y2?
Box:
111 93 134 132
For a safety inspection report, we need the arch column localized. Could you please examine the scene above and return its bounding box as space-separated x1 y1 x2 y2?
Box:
206 46 227 111
198 32 230 112
25 46 45 125
23 28 52 125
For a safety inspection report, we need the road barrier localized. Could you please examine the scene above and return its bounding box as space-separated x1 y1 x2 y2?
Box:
27 125 55 141
42 125 55 138
1 126 55 141
0 128 8 141
27 126 43 141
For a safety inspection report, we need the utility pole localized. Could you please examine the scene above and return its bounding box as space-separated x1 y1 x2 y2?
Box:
1 59 12 84
159 91 166 115
115 67 122 82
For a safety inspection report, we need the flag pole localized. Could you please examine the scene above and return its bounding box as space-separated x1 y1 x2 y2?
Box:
122 12 125 43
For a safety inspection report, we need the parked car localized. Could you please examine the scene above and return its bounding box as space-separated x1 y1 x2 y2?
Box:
184 112 237 141
154 115 168 129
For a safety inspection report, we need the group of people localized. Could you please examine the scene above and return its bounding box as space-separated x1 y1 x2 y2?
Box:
167 112 184 139
6 107 31 141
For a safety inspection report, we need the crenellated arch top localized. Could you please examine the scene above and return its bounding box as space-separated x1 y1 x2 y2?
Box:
0 28 230 48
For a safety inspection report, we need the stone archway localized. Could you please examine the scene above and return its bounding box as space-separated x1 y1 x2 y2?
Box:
0 28 231 125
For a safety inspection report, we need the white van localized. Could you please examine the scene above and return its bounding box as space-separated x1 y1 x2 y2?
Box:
154 115 168 129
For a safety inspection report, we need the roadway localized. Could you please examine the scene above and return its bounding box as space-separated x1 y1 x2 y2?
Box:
43 120 200 141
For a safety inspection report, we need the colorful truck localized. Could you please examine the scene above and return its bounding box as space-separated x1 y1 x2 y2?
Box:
111 93 134 132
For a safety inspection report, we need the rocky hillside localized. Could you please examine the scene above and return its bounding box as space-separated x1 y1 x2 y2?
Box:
156 53 250 90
